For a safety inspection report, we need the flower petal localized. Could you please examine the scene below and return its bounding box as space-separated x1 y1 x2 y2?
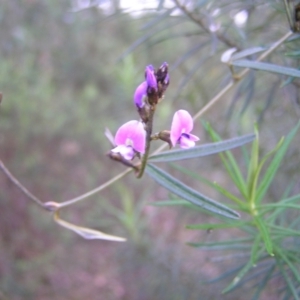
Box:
145 65 157 89
134 81 147 108
111 145 134 160
114 120 146 154
179 135 197 149
170 110 194 146
187 133 200 142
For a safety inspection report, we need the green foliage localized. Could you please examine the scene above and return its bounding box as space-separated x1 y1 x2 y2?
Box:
157 122 300 296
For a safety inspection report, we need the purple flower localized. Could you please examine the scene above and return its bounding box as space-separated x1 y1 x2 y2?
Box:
133 65 158 108
111 120 146 160
134 81 147 108
170 110 200 149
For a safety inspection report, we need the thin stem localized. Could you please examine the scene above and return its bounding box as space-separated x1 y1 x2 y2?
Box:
57 167 132 208
0 160 45 208
137 106 155 178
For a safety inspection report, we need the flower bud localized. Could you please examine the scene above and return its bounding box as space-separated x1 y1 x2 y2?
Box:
145 65 157 90
158 130 172 148
156 62 169 98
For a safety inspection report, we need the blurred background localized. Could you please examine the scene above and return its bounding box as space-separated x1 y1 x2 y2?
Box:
0 0 300 299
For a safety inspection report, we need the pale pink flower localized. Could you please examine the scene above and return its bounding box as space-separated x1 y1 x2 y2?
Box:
111 120 146 160
170 110 199 149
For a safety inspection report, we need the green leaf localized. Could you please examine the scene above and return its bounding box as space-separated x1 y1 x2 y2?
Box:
222 259 254 293
232 60 300 77
222 241 266 294
252 264 276 300
53 211 126 242
231 47 266 60
254 216 274 255
256 121 300 203
276 247 300 283
149 134 255 162
186 221 248 230
187 238 252 250
146 164 240 219
149 199 192 207
246 125 259 198
277 258 300 300
204 122 248 199
169 164 246 207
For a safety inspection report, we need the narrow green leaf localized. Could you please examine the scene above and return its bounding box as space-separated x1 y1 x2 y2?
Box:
208 265 244 284
277 258 300 300
53 211 126 242
250 235 261 265
232 60 300 78
231 47 266 60
188 238 252 250
223 242 265 294
269 224 300 237
149 134 255 162
212 181 246 207
149 199 242 220
250 137 284 208
186 221 249 230
204 122 248 199
276 247 300 283
222 259 254 293
146 164 240 219
252 264 276 300
254 216 273 255
170 163 217 188
257 121 300 203
247 125 259 198
170 164 246 207
149 199 192 207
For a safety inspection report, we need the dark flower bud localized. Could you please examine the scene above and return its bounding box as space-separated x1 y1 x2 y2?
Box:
156 62 169 98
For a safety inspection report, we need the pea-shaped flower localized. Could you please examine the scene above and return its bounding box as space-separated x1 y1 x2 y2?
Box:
134 65 157 108
170 110 199 149
111 120 146 160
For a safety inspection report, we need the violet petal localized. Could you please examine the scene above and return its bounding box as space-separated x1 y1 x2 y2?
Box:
134 81 147 108
145 65 157 89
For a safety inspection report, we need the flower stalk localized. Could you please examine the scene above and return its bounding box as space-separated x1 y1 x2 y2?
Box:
137 104 155 178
